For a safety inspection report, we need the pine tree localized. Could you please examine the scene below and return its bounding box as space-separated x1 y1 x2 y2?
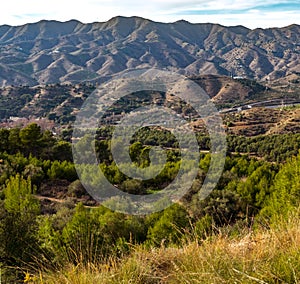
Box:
0 174 40 273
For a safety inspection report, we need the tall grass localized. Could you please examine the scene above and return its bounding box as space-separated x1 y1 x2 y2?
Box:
27 210 300 284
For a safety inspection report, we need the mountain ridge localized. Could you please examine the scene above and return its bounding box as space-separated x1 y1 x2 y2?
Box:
0 16 299 86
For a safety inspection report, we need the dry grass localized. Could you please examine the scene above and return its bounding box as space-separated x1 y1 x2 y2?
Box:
28 214 300 284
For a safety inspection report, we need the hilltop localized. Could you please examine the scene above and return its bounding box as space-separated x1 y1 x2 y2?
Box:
0 16 299 86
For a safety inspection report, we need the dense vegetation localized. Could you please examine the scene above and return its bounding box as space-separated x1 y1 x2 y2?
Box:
0 83 95 122
0 123 299 282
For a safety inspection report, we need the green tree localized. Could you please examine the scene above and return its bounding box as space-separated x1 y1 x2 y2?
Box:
0 175 40 277
47 160 77 181
19 123 43 156
8 127 22 154
261 153 300 221
4 174 39 214
52 140 72 161
61 203 103 264
237 163 275 214
147 204 189 246
0 128 9 152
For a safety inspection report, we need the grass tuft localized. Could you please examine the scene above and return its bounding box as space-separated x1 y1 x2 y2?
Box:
28 212 300 284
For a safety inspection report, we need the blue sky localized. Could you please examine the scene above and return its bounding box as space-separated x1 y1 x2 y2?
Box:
0 0 299 28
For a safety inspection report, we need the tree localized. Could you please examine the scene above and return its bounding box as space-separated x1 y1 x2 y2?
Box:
61 203 103 264
261 153 300 221
0 175 40 278
19 123 43 156
147 204 189 246
237 163 275 214
0 128 9 152
120 179 145 194
23 164 45 186
8 127 22 154
51 140 72 161
4 174 39 215
47 160 77 181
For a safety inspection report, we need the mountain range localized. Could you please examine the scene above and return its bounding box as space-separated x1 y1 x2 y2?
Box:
0 16 299 87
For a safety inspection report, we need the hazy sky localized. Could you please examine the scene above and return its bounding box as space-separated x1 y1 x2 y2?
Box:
1 0 299 29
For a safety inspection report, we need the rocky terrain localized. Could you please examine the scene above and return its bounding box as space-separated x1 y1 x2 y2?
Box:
0 74 300 136
0 75 279 121
0 16 299 86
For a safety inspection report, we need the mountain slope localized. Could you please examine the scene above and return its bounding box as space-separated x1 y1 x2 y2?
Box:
0 16 299 86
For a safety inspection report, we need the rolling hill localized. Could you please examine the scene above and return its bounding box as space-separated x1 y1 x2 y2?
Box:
0 75 269 121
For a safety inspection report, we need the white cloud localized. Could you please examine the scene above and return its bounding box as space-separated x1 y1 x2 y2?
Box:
159 10 299 28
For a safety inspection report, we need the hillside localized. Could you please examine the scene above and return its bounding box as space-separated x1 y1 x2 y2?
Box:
225 107 300 136
33 215 300 284
0 16 300 86
2 75 261 120
1 74 300 136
